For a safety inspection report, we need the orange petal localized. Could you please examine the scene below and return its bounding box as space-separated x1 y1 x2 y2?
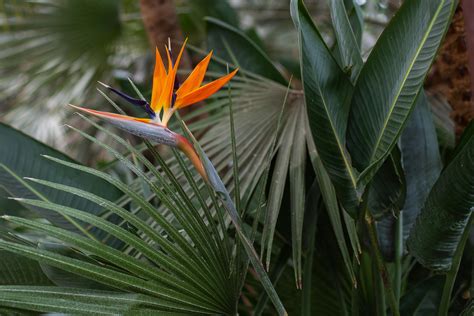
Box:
175 68 238 108
176 51 213 97
69 104 153 124
165 45 173 73
173 38 188 72
151 47 167 109
159 38 188 114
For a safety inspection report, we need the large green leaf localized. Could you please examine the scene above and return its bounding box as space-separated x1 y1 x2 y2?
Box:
205 17 287 85
400 92 442 242
347 0 456 184
291 0 360 216
0 123 122 236
375 92 441 260
0 251 52 286
407 126 474 271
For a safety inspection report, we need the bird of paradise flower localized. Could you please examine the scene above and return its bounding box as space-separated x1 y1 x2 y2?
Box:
70 39 238 179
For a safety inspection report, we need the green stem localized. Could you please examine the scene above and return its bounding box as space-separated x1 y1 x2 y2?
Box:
437 213 473 316
394 210 403 303
373 258 387 316
365 208 400 316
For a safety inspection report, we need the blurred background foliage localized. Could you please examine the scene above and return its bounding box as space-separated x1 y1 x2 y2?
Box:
0 0 397 156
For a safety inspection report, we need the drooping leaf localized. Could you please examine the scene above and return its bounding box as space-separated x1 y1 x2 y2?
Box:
261 108 297 268
407 126 474 271
371 148 406 260
291 0 360 217
206 17 287 85
369 148 406 220
348 0 456 184
289 105 307 288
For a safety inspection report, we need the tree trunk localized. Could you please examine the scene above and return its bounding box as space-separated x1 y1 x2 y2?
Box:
463 0 474 99
426 5 473 137
139 0 190 68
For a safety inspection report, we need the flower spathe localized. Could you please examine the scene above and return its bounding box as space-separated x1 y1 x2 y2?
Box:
71 39 238 180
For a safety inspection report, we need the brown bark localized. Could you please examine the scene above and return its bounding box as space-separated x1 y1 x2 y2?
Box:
139 0 190 68
426 5 473 138
463 0 474 98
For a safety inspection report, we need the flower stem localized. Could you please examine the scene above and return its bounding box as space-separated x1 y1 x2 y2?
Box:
364 208 400 316
437 214 473 316
176 134 208 182
394 210 403 303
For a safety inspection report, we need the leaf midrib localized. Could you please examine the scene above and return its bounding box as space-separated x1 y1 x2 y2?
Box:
367 0 448 166
304 53 357 189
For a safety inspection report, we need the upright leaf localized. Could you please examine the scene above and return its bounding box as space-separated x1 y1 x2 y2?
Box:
291 0 360 216
347 0 456 184
328 0 363 81
407 128 474 271
343 0 364 47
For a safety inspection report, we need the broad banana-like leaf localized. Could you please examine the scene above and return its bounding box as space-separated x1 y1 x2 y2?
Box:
0 251 52 286
400 92 442 243
291 0 360 216
375 92 441 260
347 0 456 185
0 122 122 236
407 124 474 271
